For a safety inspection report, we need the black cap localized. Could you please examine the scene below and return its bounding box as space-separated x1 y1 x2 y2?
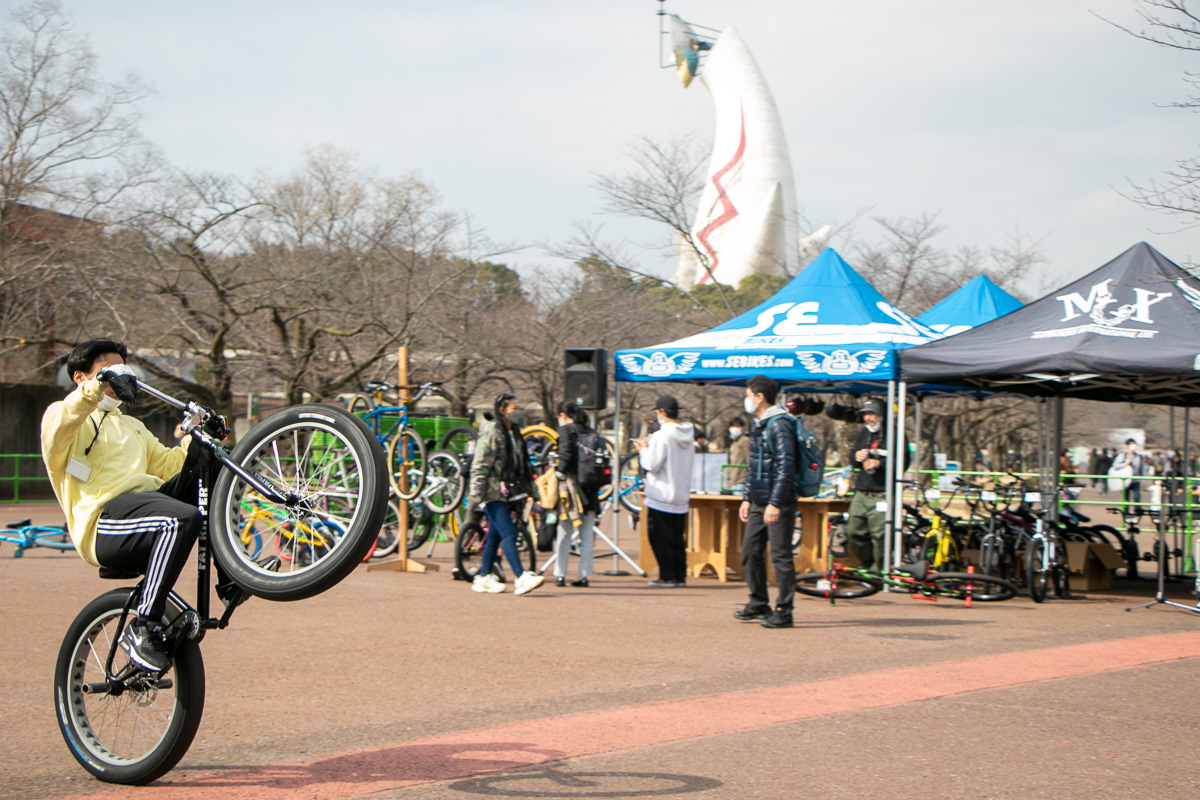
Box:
654 395 679 418
860 398 885 417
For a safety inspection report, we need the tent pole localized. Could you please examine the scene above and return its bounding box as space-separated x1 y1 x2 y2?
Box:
610 379 622 573
892 382 908 569
883 380 897 577
1050 395 1064 523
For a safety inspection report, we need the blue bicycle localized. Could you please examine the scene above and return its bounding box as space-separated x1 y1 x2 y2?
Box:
346 380 444 501
2 518 74 556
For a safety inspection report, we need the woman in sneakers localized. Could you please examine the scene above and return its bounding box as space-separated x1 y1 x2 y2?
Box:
466 393 544 596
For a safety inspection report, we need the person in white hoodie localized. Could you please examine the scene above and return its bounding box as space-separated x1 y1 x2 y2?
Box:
634 395 694 587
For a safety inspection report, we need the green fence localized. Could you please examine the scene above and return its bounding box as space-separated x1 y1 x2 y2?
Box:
0 454 51 503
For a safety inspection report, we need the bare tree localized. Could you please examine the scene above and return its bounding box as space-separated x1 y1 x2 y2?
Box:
1099 1 1200 222
0 0 154 218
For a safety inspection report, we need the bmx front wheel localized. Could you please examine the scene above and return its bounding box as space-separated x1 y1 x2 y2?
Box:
211 404 387 601
54 589 205 785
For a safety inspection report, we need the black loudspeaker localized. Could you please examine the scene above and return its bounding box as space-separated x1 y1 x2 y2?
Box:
564 348 607 410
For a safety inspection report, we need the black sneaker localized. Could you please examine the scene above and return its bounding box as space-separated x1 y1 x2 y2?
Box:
569 577 589 587
734 604 770 622
555 577 566 587
119 619 170 672
647 580 678 588
761 608 794 629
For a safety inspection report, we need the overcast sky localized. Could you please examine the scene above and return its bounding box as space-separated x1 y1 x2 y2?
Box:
54 0 1200 307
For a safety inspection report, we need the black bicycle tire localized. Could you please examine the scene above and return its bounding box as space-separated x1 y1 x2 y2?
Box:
454 522 491 580
978 533 1009 579
795 570 882 599
387 427 428 501
210 404 387 601
438 425 478 454
345 393 375 415
55 589 205 785
928 572 1017 602
617 452 643 515
422 450 465 515
1026 537 1048 603
370 499 406 558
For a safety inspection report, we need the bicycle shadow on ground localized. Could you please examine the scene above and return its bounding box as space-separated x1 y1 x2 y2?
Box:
790 615 1001 630
164 740 569 795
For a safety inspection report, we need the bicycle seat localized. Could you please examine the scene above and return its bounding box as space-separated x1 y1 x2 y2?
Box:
6 519 31 529
98 565 144 580
894 561 929 581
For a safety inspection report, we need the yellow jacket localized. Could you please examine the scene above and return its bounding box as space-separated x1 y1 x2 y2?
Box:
40 378 189 566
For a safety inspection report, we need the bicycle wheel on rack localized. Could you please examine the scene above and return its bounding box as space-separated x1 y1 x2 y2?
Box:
977 533 1010 580
596 437 618 502
55 589 205 785
387 427 428 501
617 452 643 515
421 449 465 514
796 570 882 599
521 423 558 475
1026 537 1049 603
210 404 387 601
438 425 478 456
928 572 1017 601
345 393 375 415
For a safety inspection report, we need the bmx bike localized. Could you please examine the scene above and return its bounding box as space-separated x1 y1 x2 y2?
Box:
54 377 387 785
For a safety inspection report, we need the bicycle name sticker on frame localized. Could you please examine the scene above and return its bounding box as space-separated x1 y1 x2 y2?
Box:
924 489 941 500
981 490 997 502
1024 492 1041 503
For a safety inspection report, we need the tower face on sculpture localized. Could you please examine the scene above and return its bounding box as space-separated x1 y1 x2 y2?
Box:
666 15 828 290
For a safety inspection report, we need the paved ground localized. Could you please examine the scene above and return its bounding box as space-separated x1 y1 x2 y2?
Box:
3 499 1199 800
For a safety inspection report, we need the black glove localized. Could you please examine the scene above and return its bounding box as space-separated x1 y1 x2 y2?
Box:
203 412 231 441
97 368 139 403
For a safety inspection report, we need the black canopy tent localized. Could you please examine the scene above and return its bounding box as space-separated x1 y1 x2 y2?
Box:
898 242 1200 602
898 242 1200 406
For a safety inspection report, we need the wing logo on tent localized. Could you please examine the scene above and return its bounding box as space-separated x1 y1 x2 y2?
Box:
1176 279 1200 313
795 349 888 375
1032 279 1172 340
617 351 701 378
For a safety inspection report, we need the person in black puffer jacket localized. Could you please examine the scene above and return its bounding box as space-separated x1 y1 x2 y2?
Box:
736 375 797 629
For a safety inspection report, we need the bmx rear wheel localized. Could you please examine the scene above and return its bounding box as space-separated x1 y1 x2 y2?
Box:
54 589 205 785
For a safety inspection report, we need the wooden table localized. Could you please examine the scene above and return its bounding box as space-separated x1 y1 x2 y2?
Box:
637 493 850 583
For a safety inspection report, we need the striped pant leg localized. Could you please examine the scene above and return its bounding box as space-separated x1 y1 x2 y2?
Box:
95 492 203 621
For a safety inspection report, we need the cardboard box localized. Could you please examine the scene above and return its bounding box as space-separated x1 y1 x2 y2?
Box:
1064 541 1126 591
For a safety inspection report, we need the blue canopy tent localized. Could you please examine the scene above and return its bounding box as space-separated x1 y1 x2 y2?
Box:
916 274 1023 337
614 248 942 392
611 247 945 573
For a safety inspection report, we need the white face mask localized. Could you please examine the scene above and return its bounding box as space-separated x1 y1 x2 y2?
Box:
743 397 758 415
728 428 743 440
97 395 121 413
865 422 881 433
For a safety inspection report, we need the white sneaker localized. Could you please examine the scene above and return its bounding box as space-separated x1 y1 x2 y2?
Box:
514 571 545 596
472 573 506 593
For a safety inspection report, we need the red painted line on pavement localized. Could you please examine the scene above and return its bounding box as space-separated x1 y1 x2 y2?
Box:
63 631 1200 800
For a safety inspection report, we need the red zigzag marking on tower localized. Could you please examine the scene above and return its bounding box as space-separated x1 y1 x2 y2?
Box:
695 106 746 286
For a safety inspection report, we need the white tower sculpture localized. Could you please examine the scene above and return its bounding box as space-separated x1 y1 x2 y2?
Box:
665 13 829 289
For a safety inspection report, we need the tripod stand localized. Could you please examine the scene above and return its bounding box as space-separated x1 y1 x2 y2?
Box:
1126 507 1200 617
537 505 646 578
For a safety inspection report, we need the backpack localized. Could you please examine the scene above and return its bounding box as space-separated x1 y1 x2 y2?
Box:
575 429 613 491
767 414 824 499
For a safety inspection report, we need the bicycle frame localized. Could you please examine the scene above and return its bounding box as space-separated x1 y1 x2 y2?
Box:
136 382 299 508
